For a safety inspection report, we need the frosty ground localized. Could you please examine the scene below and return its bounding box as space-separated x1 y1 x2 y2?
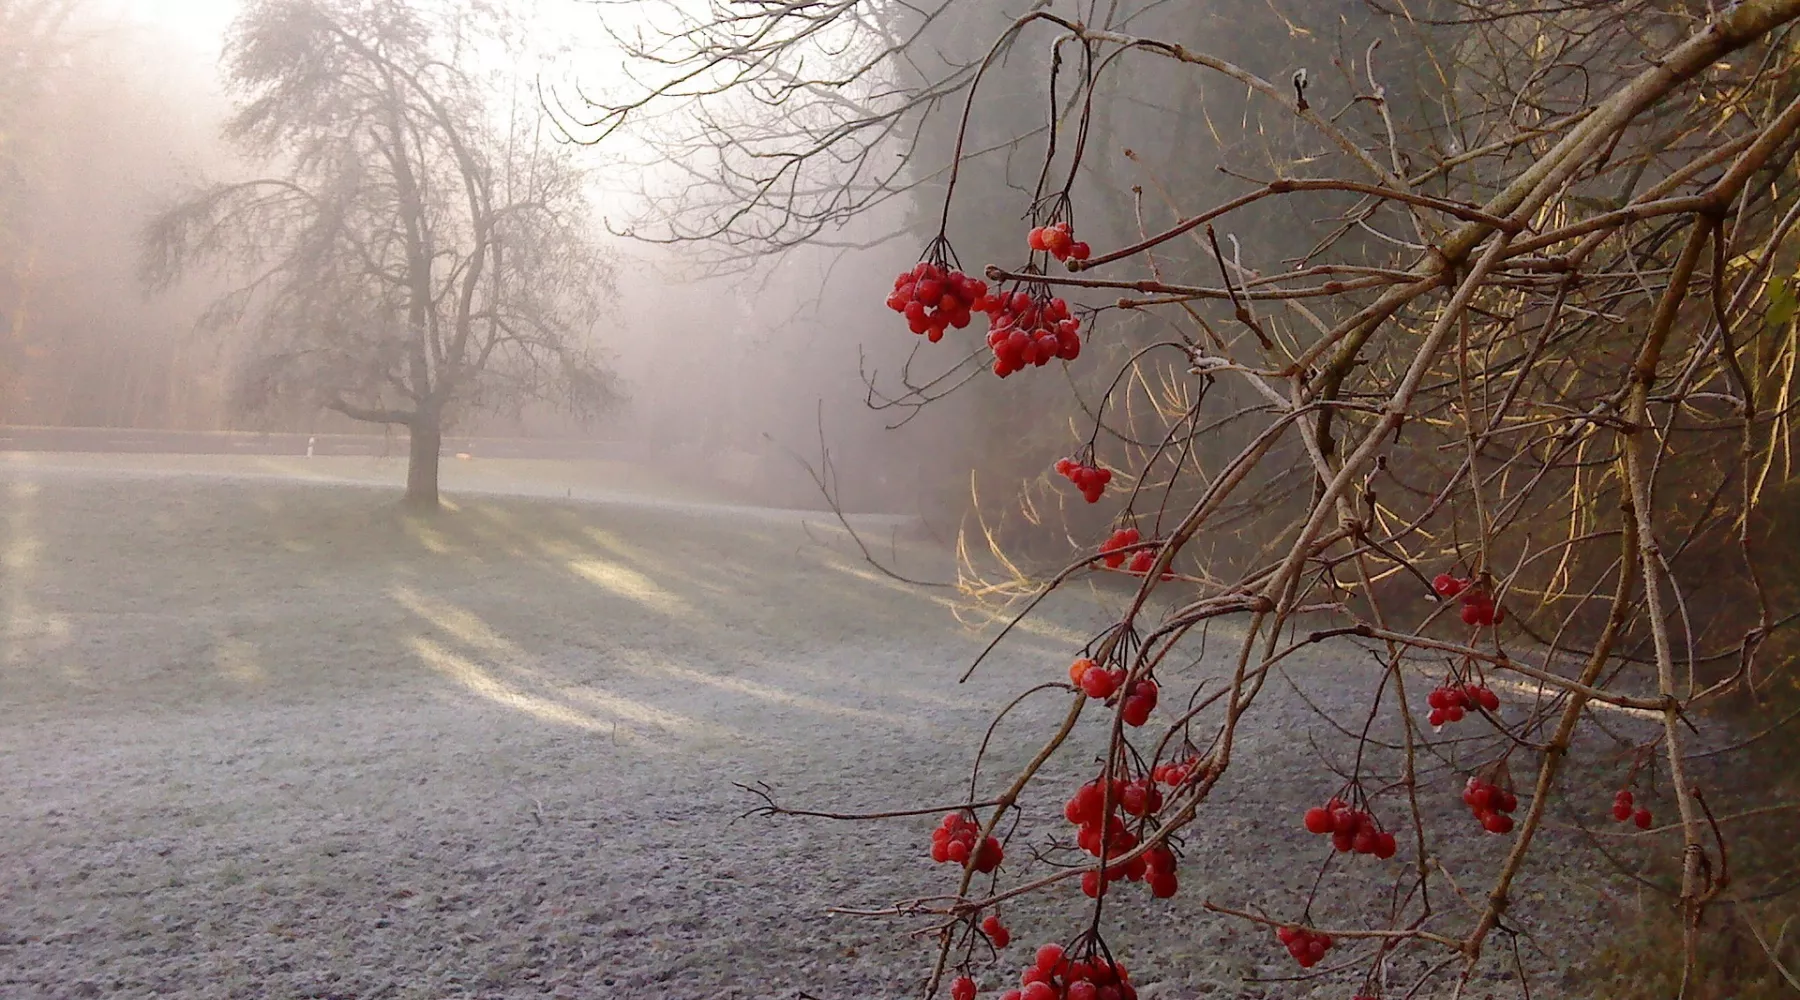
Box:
0 454 1639 999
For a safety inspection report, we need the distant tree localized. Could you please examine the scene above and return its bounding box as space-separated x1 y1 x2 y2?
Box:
143 0 618 508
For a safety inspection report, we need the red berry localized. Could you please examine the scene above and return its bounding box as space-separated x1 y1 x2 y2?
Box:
1433 573 1465 597
1303 807 1332 834
1461 601 1486 625
1069 658 1095 684
1070 241 1091 261
1477 686 1500 711
1128 550 1155 574
1120 782 1148 816
1483 811 1515 835
1022 983 1055 1000
1612 801 1632 822
1147 869 1178 898
1028 227 1048 251
974 836 1004 872
1080 667 1118 699
952 976 977 1000
1428 708 1446 727
1121 695 1152 727
1375 831 1398 859
1634 808 1652 829
1035 944 1063 973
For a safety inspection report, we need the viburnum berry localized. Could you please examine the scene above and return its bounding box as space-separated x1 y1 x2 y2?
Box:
1113 678 1157 727
981 914 1012 949
1028 221 1087 264
1611 789 1652 828
932 813 1004 872
1426 682 1499 727
952 975 978 1000
1460 588 1505 627
1463 776 1518 834
1433 573 1467 598
1055 457 1112 503
1276 925 1333 968
1098 526 1140 568
1301 796 1396 859
984 286 1082 376
1152 757 1196 786
1118 778 1163 817
1069 657 1097 685
1612 788 1634 822
1080 666 1125 700
888 260 988 343
1008 944 1135 1000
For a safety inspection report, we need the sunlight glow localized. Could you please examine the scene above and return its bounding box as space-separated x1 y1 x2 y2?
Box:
564 558 694 617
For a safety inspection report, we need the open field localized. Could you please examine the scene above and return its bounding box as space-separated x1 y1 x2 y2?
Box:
0 455 1635 999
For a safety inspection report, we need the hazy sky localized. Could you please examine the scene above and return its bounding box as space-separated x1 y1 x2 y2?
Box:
117 0 239 53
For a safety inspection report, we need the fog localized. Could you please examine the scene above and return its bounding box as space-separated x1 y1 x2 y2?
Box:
1 0 1351 523
1 0 973 520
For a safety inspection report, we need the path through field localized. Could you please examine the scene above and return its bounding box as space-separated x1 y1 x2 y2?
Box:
0 455 1619 999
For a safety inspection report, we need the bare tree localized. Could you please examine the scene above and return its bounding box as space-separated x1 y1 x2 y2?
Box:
144 0 618 509
583 0 1800 996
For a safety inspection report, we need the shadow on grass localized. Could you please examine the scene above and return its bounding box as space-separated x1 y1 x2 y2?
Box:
0 467 1085 755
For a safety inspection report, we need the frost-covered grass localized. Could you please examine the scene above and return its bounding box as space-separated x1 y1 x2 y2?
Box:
0 455 1620 999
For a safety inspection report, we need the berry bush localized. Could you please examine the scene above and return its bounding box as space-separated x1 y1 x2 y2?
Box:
730 2 1800 997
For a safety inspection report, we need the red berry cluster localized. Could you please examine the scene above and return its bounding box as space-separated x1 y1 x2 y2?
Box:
1611 789 1652 829
1151 757 1196 786
1069 658 1126 700
1463 777 1518 834
1028 221 1091 263
1055 458 1112 503
888 262 989 343
1433 573 1505 626
1426 682 1499 726
952 976 978 1000
1301 798 1398 859
1063 780 1173 897
981 914 1012 949
984 290 1082 376
932 812 1005 872
1098 527 1141 568
998 945 1137 1000
1276 925 1333 968
1118 545 1176 580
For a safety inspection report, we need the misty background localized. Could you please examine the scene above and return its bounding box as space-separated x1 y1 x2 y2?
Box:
1 0 1399 528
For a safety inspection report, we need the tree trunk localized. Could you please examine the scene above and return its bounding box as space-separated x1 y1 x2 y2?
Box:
405 409 442 510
